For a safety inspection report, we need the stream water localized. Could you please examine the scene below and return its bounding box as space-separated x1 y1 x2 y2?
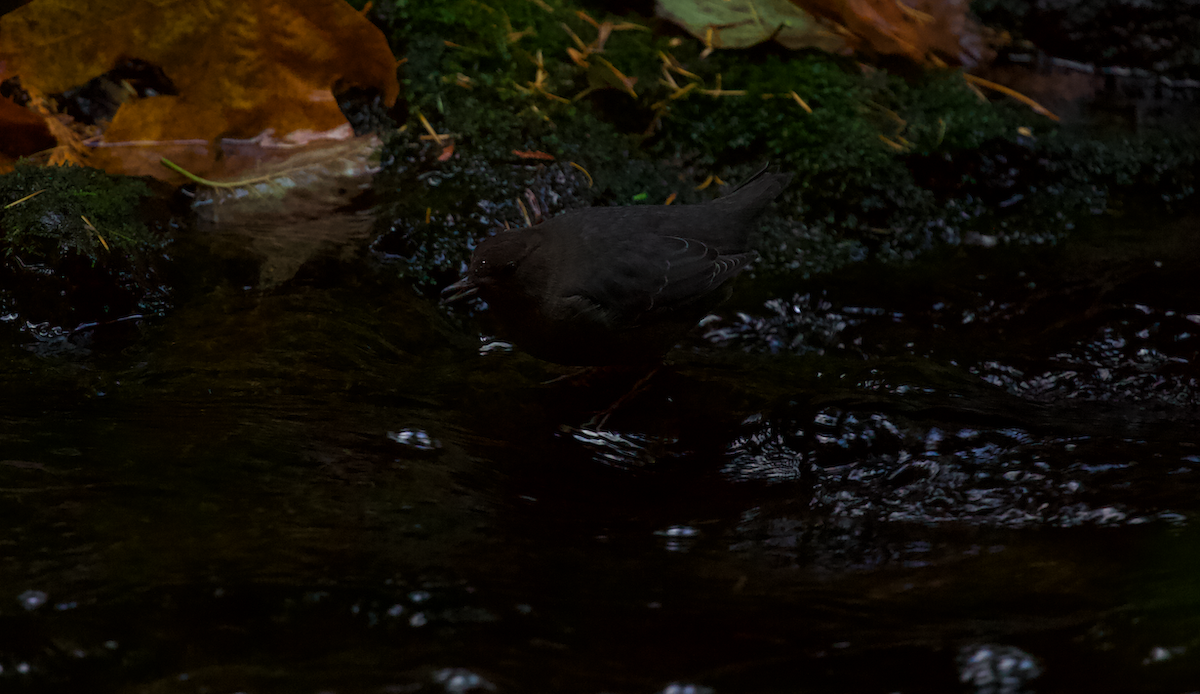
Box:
1 203 1199 693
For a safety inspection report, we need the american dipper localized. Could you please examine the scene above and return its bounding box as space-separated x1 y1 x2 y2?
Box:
442 167 792 365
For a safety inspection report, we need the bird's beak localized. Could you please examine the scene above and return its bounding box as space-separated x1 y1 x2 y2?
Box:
440 276 478 305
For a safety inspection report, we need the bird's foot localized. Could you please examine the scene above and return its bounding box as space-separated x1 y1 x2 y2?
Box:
584 365 662 430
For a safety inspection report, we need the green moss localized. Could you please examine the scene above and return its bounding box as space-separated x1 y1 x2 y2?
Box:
1039 129 1200 203
0 162 158 262
0 162 169 332
372 0 1034 195
361 0 1200 288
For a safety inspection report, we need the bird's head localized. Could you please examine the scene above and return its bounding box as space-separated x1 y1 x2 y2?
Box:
440 231 535 304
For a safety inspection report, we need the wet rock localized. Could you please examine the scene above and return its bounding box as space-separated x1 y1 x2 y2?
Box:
958 643 1041 694
0 163 174 346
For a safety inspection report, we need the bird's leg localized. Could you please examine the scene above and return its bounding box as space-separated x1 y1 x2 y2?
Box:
586 364 662 430
542 365 634 386
541 366 595 385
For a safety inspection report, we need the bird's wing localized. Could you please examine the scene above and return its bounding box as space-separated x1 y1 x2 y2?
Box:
556 170 790 253
563 233 754 322
647 236 754 310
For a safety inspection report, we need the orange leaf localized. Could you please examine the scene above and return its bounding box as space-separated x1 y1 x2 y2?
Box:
512 150 555 160
657 0 986 67
0 94 55 161
0 0 400 147
791 0 989 66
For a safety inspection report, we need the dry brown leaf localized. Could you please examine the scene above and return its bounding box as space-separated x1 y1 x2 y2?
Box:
513 150 556 160
185 134 382 284
655 0 987 66
0 0 399 173
792 0 988 66
0 94 55 170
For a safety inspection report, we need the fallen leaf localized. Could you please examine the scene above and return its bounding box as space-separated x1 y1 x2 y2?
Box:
0 94 55 169
655 0 847 53
0 0 399 176
513 150 556 160
655 0 987 66
795 0 988 66
184 134 382 286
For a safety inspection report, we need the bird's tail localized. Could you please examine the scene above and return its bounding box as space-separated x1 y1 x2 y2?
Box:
716 164 793 214
676 164 792 253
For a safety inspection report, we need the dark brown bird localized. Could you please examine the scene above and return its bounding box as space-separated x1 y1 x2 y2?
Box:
442 167 792 365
